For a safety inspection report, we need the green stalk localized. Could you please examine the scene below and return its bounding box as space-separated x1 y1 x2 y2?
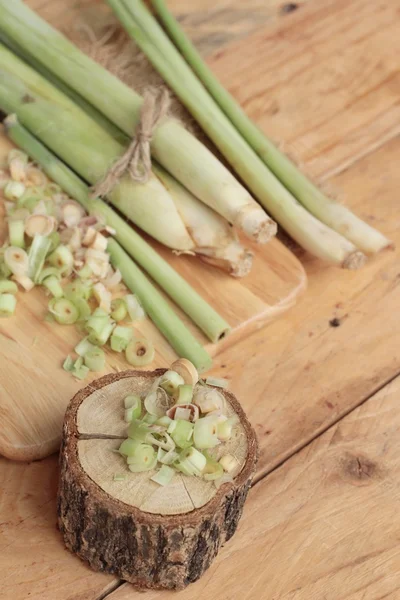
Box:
0 0 274 243
5 115 230 344
105 0 367 268
151 0 391 255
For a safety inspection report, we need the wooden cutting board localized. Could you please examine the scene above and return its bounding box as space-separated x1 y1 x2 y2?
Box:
0 129 305 461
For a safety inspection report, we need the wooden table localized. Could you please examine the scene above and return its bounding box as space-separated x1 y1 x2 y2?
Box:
1 0 400 598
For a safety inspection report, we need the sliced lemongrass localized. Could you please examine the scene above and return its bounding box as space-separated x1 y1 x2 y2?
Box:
13 274 34 291
170 359 198 386
74 337 96 357
9 154 28 183
82 227 97 247
28 234 51 281
8 220 25 248
219 454 240 474
159 370 185 396
37 266 62 284
0 293 17 317
8 208 30 222
205 376 229 389
110 298 128 322
176 447 206 476
25 165 47 187
49 297 79 325
160 448 179 465
217 416 238 442
147 431 175 451
31 199 48 216
67 227 82 252
110 325 133 352
72 364 90 380
93 282 112 313
64 280 92 302
24 214 54 238
47 231 60 253
113 473 127 482
127 444 157 473
125 294 145 321
0 262 12 279
118 438 140 457
125 338 155 367
167 403 199 423
105 268 122 290
202 454 224 481
124 395 142 420
175 384 194 405
48 244 74 275
156 415 172 428
193 387 225 414
4 246 28 276
170 419 194 449
84 347 106 372
214 472 234 489
75 297 92 321
144 387 170 417
0 280 18 294
142 413 158 425
76 264 93 279
157 447 166 462
63 355 74 372
4 180 25 201
124 407 135 422
45 182 61 196
193 416 220 449
61 200 85 228
87 321 115 346
73 356 83 370
91 232 108 251
167 420 177 434
151 464 175 486
42 274 64 298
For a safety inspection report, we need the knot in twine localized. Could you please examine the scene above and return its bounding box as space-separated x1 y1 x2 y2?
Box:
91 87 170 198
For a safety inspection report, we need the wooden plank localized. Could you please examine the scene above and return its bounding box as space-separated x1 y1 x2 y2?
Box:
109 373 400 600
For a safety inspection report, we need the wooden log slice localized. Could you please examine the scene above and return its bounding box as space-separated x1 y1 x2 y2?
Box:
58 369 258 590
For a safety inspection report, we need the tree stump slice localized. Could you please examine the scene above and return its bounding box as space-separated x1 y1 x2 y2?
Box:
58 369 258 590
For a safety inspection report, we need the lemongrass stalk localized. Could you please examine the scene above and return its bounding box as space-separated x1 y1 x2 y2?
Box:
0 0 274 243
105 0 367 267
4 116 231 341
151 0 391 255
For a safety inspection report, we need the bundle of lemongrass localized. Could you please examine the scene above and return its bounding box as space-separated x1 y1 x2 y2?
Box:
1 116 235 373
0 0 391 268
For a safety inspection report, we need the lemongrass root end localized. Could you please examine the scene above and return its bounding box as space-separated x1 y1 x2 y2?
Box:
342 251 367 270
234 207 277 244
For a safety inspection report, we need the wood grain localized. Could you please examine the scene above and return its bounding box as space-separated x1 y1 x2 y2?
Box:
109 373 400 600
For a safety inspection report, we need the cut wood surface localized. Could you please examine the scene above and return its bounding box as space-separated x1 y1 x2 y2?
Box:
1 0 400 598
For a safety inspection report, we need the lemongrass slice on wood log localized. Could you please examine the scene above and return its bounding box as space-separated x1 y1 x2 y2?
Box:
58 369 258 590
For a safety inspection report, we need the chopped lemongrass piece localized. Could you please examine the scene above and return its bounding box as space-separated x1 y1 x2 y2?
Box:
202 454 224 481
175 384 194 405
45 182 62 196
157 447 166 462
167 403 199 422
217 416 238 442
63 355 74 372
91 232 108 251
219 454 240 474
76 264 93 279
0 280 18 294
28 234 51 281
193 416 220 449
0 293 17 317
127 443 157 472
84 347 106 372
37 266 62 284
142 413 158 425
4 246 28 277
8 220 25 248
205 376 229 389
82 227 97 247
118 438 140 456
93 282 112 313
159 370 185 396
9 155 27 183
110 325 133 352
47 231 60 253
74 298 92 321
72 364 90 380
156 415 173 428
24 214 54 237
193 387 225 414
124 395 142 420
49 298 79 325
8 207 30 221
88 321 115 346
67 227 82 252
214 472 234 489
144 387 170 417
110 298 128 322
160 448 179 465
25 166 47 187
170 419 194 449
151 464 175 486
4 181 25 201
74 337 96 357
64 280 92 303
14 274 34 291
61 200 85 227
42 275 64 298
125 338 155 366
125 294 145 321
167 420 177 434
146 430 175 450
176 447 206 476
105 268 122 290
113 473 126 482
48 245 74 275
170 359 198 385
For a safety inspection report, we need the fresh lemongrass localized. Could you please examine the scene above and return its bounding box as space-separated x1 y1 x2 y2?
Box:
125 294 145 321
14 274 34 291
193 416 220 449
49 297 79 325
41 275 63 298
156 415 173 428
160 448 179 465
48 244 74 275
0 1 275 244
4 180 25 201
202 454 224 481
193 387 225 414
127 443 157 473
8 219 25 248
75 298 92 321
84 347 106 372
170 358 199 386
144 387 170 417
217 416 237 442
63 355 74 372
170 419 194 449
176 446 206 476
110 298 127 322
64 280 92 302
119 438 139 457
175 384 194 405
28 234 51 281
166 404 199 422
142 413 159 425
124 395 142 420
159 370 185 396
0 293 17 317
151 464 175 486
110 325 133 352
219 454 240 474
5 116 230 344
74 337 97 357
87 319 115 346
125 337 155 367
106 0 369 267
24 214 55 237
151 0 391 254
0 280 18 294
4 246 28 276
205 376 229 389
72 363 90 381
